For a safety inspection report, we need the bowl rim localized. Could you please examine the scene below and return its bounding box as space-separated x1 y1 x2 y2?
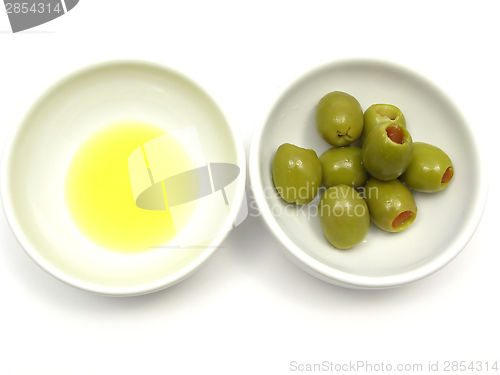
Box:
0 58 247 296
249 57 488 289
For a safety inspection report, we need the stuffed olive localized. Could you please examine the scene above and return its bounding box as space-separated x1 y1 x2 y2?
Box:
318 185 370 249
272 143 322 205
361 122 413 181
316 91 364 147
364 178 417 232
319 146 368 188
363 104 406 141
399 142 454 192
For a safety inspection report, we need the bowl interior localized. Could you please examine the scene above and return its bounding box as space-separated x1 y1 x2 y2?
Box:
2 61 243 294
252 60 484 288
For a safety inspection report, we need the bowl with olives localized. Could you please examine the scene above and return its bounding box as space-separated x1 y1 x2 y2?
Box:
249 59 487 289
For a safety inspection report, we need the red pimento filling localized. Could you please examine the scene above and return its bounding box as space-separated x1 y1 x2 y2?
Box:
386 125 404 144
392 211 413 228
441 167 454 183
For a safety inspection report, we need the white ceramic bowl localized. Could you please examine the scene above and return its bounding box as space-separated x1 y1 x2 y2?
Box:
250 59 487 289
1 60 246 296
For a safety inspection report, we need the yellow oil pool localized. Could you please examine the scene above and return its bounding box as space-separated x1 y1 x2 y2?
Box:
65 120 195 253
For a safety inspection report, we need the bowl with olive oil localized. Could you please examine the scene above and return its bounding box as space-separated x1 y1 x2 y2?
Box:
1 60 246 296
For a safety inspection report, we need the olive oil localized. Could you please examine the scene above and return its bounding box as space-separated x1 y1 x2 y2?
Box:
65 120 195 253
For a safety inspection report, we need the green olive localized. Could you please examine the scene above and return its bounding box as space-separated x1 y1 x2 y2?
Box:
361 122 413 181
319 146 368 188
363 104 406 141
272 143 322 205
399 142 454 192
363 178 417 232
316 91 364 147
318 185 370 249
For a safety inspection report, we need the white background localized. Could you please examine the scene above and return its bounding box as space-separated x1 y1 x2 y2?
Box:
1 1 499 374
